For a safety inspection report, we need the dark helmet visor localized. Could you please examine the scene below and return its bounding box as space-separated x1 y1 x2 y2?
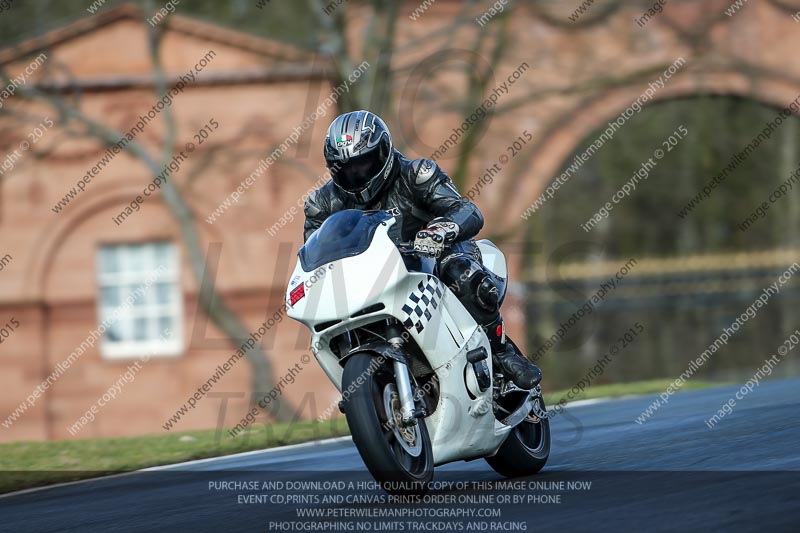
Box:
329 137 390 193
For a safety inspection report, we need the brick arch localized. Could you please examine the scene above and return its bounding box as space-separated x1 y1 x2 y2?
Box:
496 68 800 232
24 185 225 301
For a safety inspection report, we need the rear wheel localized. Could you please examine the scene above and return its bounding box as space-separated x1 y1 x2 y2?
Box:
342 354 434 494
485 395 550 477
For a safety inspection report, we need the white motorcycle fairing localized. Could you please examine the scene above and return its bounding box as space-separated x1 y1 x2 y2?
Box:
286 213 516 465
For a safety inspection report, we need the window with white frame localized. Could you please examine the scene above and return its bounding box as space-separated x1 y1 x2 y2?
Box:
97 242 182 359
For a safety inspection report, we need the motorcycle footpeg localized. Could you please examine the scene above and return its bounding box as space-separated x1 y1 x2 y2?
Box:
500 380 527 397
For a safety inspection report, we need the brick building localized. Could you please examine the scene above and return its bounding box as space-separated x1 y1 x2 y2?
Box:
2 0 799 441
0 5 343 441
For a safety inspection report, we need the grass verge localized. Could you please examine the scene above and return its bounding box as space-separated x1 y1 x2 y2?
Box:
0 417 349 495
542 378 724 406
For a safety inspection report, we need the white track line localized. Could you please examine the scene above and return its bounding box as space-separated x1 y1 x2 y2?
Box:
551 393 652 411
0 435 353 499
143 435 353 471
559 397 616 409
0 470 144 500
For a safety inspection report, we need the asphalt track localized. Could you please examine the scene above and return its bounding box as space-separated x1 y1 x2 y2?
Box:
2 378 799 532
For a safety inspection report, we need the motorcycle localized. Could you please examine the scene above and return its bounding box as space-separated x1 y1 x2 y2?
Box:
286 210 550 493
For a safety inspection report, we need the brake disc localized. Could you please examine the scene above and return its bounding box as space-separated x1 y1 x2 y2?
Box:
383 383 423 457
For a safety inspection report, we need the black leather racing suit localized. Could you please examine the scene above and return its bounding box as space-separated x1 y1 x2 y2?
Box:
303 150 504 339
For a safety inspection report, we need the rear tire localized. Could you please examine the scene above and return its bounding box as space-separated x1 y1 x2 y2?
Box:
485 396 550 477
342 354 434 494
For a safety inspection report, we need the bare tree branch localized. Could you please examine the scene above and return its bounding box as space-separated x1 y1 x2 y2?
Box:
365 0 400 117
0 10 297 423
307 0 360 111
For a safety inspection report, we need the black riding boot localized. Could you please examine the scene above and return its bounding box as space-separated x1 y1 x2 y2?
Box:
485 315 541 390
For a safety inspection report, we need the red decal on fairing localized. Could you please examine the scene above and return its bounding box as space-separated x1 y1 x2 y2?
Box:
289 284 305 305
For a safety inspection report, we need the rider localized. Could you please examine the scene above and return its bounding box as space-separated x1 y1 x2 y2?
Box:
303 110 541 390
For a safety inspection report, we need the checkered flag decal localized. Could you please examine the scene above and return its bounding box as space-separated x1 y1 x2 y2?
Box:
401 276 444 333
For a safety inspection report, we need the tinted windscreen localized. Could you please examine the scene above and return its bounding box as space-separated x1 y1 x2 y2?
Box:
299 210 392 271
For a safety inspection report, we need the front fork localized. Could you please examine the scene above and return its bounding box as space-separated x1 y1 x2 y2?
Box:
388 322 423 426
394 360 417 425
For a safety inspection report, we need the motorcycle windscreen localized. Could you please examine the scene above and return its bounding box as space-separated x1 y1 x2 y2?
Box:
299 209 392 271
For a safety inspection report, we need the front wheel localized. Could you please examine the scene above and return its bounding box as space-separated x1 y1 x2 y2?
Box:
485 395 550 477
342 354 434 494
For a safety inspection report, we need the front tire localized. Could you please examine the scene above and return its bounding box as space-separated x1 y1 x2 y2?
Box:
485 395 550 477
342 354 434 494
